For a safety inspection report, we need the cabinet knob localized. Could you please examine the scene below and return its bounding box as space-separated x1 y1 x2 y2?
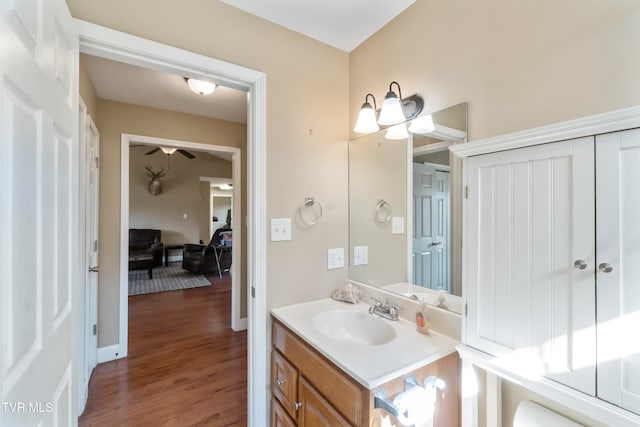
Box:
598 263 613 273
294 402 302 411
275 379 284 386
574 260 587 270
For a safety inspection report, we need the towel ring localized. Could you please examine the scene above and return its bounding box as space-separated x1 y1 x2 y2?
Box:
375 199 392 223
299 196 323 226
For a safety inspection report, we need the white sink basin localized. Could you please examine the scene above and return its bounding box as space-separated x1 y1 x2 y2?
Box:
311 310 396 346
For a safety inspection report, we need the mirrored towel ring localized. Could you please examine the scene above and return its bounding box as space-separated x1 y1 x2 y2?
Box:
299 196 323 226
375 199 392 223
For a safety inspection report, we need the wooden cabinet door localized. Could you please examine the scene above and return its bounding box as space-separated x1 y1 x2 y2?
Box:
272 398 297 427
465 137 596 395
298 377 351 427
596 129 640 415
272 350 299 420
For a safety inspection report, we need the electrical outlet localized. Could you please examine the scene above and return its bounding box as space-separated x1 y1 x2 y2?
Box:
353 246 368 266
327 248 345 270
271 218 292 241
391 216 404 234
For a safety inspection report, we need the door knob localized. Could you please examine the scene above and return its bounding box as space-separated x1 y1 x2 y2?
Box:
598 263 613 273
275 379 284 386
294 402 302 411
573 260 587 270
429 242 442 247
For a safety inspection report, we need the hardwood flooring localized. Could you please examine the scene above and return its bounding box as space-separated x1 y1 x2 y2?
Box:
79 273 247 426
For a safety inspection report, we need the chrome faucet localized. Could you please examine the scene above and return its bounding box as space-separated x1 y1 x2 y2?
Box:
368 297 403 321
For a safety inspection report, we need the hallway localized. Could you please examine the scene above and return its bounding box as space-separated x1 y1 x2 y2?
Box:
79 274 247 426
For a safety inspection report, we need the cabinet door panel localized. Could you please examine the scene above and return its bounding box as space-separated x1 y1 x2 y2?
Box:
596 129 640 415
272 398 297 427
272 350 299 420
466 137 596 395
298 377 351 427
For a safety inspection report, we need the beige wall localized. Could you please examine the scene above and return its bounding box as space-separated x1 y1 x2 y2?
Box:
67 0 350 352
350 0 640 424
350 0 640 141
95 99 248 346
129 146 231 245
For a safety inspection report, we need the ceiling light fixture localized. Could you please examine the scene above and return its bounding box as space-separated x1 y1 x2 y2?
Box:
185 77 216 95
160 147 177 155
354 93 380 133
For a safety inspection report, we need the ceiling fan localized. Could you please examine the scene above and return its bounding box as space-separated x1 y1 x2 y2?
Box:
145 146 196 159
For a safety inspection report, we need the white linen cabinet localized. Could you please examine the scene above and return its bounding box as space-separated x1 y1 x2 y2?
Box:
595 129 640 415
462 127 640 415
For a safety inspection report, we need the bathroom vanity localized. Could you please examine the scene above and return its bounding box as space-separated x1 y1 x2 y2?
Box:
271 299 460 426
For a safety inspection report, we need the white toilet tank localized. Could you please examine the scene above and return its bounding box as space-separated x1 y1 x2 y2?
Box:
513 401 583 427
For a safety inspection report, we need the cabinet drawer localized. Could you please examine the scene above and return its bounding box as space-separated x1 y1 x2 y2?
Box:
272 350 298 420
272 398 296 427
273 321 366 425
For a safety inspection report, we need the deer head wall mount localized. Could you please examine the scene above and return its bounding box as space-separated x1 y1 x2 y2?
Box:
145 164 165 195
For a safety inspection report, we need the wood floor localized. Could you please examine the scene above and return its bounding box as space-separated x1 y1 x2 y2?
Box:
79 273 247 426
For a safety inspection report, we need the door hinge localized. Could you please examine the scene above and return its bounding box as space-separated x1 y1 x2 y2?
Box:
251 286 255 298
93 240 98 252
464 185 469 199
94 156 99 169
465 303 468 316
92 324 97 336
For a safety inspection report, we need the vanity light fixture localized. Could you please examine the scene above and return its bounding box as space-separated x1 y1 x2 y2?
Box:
408 114 436 134
378 81 407 126
185 77 216 95
355 82 424 134
385 123 409 140
354 93 380 133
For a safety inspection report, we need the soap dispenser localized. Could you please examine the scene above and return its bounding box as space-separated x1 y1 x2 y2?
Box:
415 300 430 335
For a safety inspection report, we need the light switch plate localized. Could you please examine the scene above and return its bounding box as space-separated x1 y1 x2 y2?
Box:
271 218 292 241
353 246 368 266
327 248 345 270
391 217 405 234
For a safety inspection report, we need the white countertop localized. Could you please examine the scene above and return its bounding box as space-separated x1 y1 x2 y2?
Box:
271 298 459 389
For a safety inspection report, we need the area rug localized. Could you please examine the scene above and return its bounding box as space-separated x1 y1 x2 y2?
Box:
128 265 211 296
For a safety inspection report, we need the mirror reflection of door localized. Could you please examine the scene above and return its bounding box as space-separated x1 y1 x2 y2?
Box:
412 162 450 292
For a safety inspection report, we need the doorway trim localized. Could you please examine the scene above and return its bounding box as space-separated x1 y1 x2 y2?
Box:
121 134 245 332
76 20 267 424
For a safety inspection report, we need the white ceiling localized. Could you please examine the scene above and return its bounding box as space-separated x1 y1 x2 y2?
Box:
82 54 248 124
220 0 415 52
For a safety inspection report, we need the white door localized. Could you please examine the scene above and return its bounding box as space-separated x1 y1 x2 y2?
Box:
596 129 640 415
412 163 449 291
1 0 79 425
465 137 596 395
81 115 99 409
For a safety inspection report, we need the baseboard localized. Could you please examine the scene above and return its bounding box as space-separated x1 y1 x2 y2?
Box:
232 317 248 332
97 344 126 364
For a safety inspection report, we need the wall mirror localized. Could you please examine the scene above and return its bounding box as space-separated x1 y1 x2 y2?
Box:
349 102 468 313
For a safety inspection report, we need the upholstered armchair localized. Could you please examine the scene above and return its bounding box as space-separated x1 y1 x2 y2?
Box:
182 227 232 275
128 229 164 270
